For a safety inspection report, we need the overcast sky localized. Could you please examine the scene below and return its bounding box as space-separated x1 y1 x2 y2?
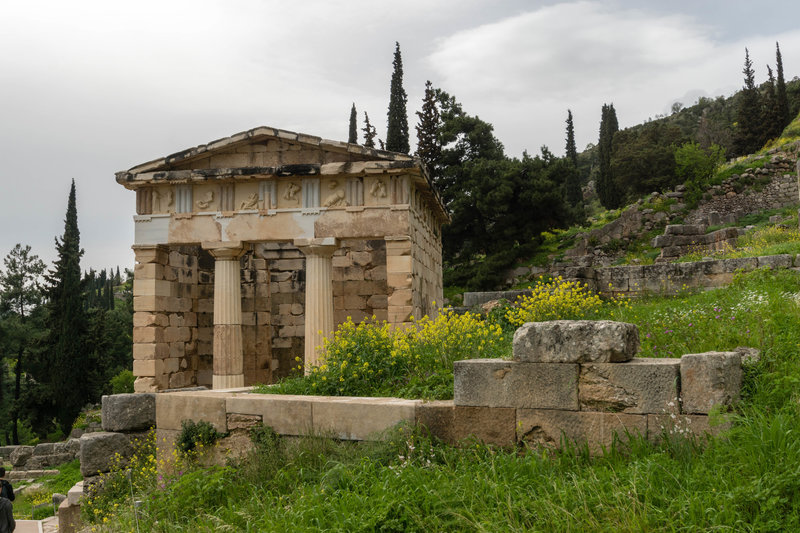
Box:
2 0 800 272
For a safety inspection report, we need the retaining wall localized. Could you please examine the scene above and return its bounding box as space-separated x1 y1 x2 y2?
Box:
463 254 797 307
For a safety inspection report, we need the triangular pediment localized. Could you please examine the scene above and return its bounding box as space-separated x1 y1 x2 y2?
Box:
124 126 414 175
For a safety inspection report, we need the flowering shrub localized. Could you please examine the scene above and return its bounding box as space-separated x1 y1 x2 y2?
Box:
505 276 604 327
262 310 507 400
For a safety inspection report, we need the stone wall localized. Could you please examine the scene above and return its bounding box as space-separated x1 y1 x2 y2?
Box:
686 151 799 226
150 321 743 459
651 224 743 262
463 254 797 308
410 189 444 320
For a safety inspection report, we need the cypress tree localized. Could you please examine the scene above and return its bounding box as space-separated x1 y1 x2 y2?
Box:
40 179 89 435
348 103 358 144
733 48 763 156
386 42 409 153
763 65 781 142
776 42 789 129
362 112 377 148
565 109 578 167
597 103 620 209
415 80 441 178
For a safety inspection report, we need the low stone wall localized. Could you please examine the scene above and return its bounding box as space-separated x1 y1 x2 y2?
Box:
462 254 797 307
652 224 743 262
1 439 81 471
150 321 744 457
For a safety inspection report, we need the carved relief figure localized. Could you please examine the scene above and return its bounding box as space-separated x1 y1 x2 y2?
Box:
166 189 174 210
153 189 162 212
284 182 301 204
196 191 215 210
323 179 348 207
370 179 387 198
239 192 260 210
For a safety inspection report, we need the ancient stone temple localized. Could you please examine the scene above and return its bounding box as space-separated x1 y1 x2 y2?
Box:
117 126 447 392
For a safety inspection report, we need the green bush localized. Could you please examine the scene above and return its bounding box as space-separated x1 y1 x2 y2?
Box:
110 369 135 394
175 420 224 457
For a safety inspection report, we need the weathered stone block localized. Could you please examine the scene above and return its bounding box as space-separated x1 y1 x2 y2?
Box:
80 432 133 477
453 406 515 446
517 409 646 452
416 400 455 444
102 393 156 432
579 358 680 414
226 394 313 435
681 352 742 414
10 446 33 467
156 392 228 431
312 396 419 440
757 254 792 269
454 359 578 410
647 413 732 443
513 320 638 363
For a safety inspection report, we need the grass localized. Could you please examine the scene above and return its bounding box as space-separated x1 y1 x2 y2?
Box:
86 269 800 531
10 459 82 520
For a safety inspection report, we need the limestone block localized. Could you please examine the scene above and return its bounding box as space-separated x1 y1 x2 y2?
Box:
332 255 352 268
388 306 413 324
416 400 455 444
647 413 732 443
312 396 420 440
133 312 168 328
680 352 742 414
34 443 55 455
133 246 169 265
101 393 156 432
517 409 646 452
10 445 33 467
133 342 169 360
757 254 792 269
134 377 157 393
721 257 758 272
156 392 228 432
133 295 169 312
367 294 388 309
351 251 372 266
454 359 578 410
513 320 639 363
453 406 515 446
388 289 412 307
58 498 83 533
80 432 133 477
227 394 313 435
579 358 680 414
387 255 412 273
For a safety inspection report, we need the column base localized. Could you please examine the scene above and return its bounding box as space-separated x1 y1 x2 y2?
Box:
212 374 245 390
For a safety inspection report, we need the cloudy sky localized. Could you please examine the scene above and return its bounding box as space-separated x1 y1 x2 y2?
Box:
2 0 800 272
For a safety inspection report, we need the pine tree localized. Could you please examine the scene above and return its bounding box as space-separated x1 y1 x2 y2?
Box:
733 48 763 156
415 80 441 178
597 103 620 209
386 42 410 153
0 244 45 443
362 112 377 148
37 179 89 436
565 109 578 167
348 103 358 144
775 42 789 129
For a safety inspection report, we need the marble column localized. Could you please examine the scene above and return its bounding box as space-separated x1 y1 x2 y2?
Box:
295 237 337 373
203 241 246 389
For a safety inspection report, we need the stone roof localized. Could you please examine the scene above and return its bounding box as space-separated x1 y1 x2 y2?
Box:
123 125 415 175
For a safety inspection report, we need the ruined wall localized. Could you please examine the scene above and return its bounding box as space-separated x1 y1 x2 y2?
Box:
332 239 389 325
652 224 743 262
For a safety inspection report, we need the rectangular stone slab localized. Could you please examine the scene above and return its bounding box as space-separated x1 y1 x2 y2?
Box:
517 409 647 453
453 406 516 447
579 358 680 414
226 394 313 436
454 359 578 410
311 397 420 440
680 352 742 414
513 320 639 363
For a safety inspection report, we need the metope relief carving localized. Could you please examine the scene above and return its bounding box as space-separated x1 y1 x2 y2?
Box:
322 179 348 207
196 190 215 210
283 182 300 204
239 192 259 210
370 179 387 199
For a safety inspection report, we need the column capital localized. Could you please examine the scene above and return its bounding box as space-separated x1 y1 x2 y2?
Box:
294 237 338 257
202 241 246 260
